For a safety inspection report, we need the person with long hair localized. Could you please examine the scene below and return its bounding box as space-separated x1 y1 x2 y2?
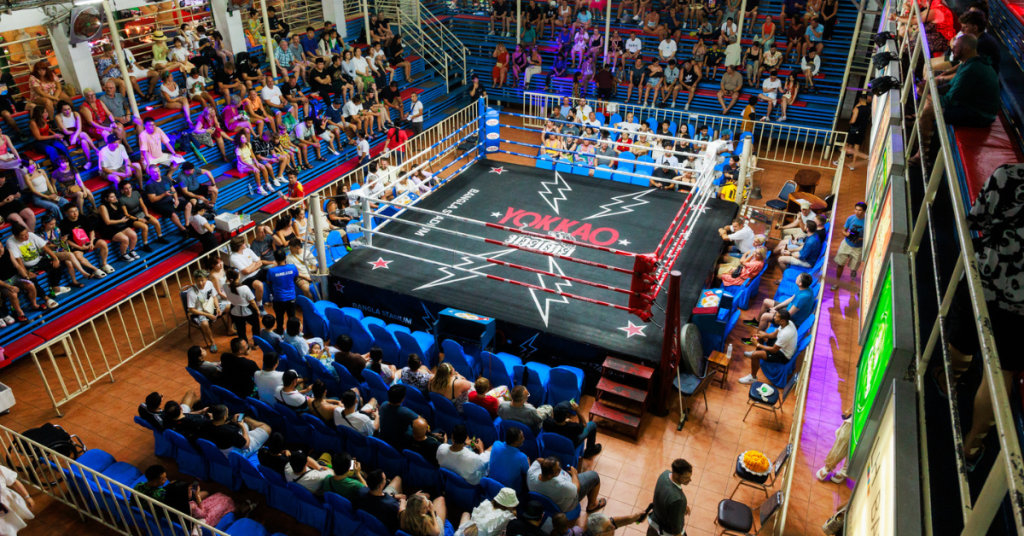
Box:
38 216 88 288
23 159 68 221
492 44 510 89
236 132 273 196
192 103 230 162
225 267 261 342
400 353 433 392
243 87 275 138
429 362 474 414
28 62 70 117
368 347 397 384
98 190 138 262
29 107 76 168
779 72 800 122
0 172 35 231
401 493 466 536
55 101 96 170
158 71 193 127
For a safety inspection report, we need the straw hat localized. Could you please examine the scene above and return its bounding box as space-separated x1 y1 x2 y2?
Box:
152 30 168 41
495 488 519 509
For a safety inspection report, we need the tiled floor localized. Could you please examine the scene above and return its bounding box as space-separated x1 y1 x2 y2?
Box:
0 119 866 536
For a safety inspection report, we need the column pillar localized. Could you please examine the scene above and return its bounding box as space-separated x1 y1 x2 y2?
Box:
49 23 102 93
209 0 249 57
322 0 348 38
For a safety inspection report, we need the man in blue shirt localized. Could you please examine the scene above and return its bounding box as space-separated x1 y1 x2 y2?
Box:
742 273 815 344
300 27 320 61
488 427 531 492
831 202 866 291
778 220 822 268
266 248 307 331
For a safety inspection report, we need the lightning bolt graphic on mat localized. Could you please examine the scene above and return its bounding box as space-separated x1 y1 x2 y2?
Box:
582 189 655 220
538 170 573 215
528 257 573 327
413 249 518 291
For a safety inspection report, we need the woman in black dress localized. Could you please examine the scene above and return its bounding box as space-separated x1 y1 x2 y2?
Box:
836 92 870 170
97 190 138 262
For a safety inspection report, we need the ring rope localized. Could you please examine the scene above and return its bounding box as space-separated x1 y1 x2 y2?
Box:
358 243 639 314
498 123 710 162
364 225 639 296
368 206 637 275
497 110 714 152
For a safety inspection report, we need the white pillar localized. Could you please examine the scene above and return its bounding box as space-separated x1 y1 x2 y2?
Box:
210 0 249 57
321 0 348 38
49 23 102 94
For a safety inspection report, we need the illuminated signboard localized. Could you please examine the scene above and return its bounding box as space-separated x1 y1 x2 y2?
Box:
860 175 909 342
864 89 904 250
850 253 915 474
846 380 921 536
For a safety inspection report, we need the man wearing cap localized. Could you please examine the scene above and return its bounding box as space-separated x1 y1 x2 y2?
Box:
777 199 816 239
543 400 603 459
99 135 144 190
647 459 692 536
177 162 219 224
505 501 547 536
528 456 606 515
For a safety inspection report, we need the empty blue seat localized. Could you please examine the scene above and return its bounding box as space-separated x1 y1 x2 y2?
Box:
528 490 580 521
402 384 434 425
164 430 208 480
280 343 310 381
288 482 330 533
332 361 366 394
302 413 344 454
442 339 478 380
368 436 406 479
134 416 175 458
479 351 521 389
230 451 269 496
245 397 287 438
429 391 465 436
539 432 584 469
547 366 584 405
362 368 391 406
210 385 247 416
254 335 278 356
326 307 353 343
480 477 504 501
441 468 481 513
186 367 218 406
514 362 551 407
197 438 242 491
403 449 441 494
258 465 298 516
297 296 330 341
593 165 613 179
536 154 555 170
346 315 376 354
395 330 437 369
275 402 315 446
368 323 402 365
224 518 269 536
464 402 501 448
325 492 363 536
338 424 373 465
358 510 392 536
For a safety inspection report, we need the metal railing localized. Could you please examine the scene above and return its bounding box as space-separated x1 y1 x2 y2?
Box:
28 104 479 416
374 0 467 91
0 423 229 536
278 0 325 35
894 0 1024 532
832 0 882 130
96 2 213 71
523 91 846 196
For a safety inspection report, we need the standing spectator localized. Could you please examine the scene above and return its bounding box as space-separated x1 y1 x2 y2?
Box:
225 268 262 342
831 202 865 290
742 95 758 133
437 424 493 485
717 65 744 114
643 459 692 536
820 0 839 40
815 413 852 483
488 427 531 491
527 457 605 514
409 93 424 136
836 92 869 170
268 248 309 328
739 310 797 384
139 117 183 181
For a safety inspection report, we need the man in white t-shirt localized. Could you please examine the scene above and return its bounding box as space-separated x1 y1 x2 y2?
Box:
228 237 266 306
409 93 424 136
260 73 296 121
6 224 64 308
658 38 677 61
335 389 378 436
624 35 643 63
718 218 755 255
719 18 738 46
436 424 492 485
254 352 286 405
758 71 782 120
274 370 312 411
575 99 594 121
186 269 227 351
614 112 641 141
343 95 371 138
99 135 144 189
739 309 797 384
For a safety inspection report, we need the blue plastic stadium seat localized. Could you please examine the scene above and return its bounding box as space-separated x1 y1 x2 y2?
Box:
464 402 501 447
442 339 478 380
547 365 585 405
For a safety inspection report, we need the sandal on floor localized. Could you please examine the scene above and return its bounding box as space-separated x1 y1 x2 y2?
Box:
15 315 27 323
71 282 85 288
586 498 607 513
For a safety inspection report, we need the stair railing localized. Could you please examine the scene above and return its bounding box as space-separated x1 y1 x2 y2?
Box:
373 0 467 91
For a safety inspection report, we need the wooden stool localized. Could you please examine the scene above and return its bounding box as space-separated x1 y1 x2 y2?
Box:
786 191 827 216
708 350 732 388
794 169 822 194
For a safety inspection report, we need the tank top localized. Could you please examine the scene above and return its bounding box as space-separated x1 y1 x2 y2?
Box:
58 113 77 130
682 66 697 84
37 121 52 138
82 100 110 126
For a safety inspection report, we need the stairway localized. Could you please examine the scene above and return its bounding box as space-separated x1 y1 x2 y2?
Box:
591 356 655 439
374 0 468 91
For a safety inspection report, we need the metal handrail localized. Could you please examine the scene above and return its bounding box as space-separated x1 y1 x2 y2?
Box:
892 0 1024 532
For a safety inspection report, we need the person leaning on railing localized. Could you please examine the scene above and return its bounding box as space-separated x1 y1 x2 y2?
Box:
910 33 998 164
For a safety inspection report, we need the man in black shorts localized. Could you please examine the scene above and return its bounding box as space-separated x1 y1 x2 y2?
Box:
624 58 646 104
176 162 219 219
490 0 513 36
738 309 796 384
379 81 405 122
143 165 187 233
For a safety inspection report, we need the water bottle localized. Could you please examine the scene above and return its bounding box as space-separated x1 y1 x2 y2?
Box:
726 343 733 360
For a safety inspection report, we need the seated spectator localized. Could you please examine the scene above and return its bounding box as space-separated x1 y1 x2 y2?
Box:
527 457 605 514
177 163 219 221
718 236 766 273
429 362 474 415
544 401 602 458
260 315 285 350
133 465 176 502
585 512 649 536
400 353 434 392
186 268 227 351
739 309 798 384
274 369 312 412
139 391 198 430
29 107 75 169
50 156 95 215
285 449 334 495
323 451 367 499
97 189 140 262
254 352 284 405
215 62 247 101
6 223 68 307
54 101 95 171
801 50 821 94
438 424 492 485
467 377 501 418
197 404 272 456
488 427 530 491
336 388 379 436
22 160 68 222
139 117 183 181
407 417 444 466
357 470 405 533
187 345 221 381
777 199 816 239
157 71 192 126
743 272 815 343
758 71 783 121
506 501 546 536
717 65 744 115
163 400 209 444
718 217 755 257
777 220 823 268
143 165 188 233
257 432 290 475
235 132 273 196
186 68 216 108
801 15 825 57
367 347 397 384
401 491 464 536
498 386 544 433
219 338 260 398
456 489 519 536
380 384 418 448
718 249 766 286
334 334 370 378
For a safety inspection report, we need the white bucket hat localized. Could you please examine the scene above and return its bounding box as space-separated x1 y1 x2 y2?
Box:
495 488 520 508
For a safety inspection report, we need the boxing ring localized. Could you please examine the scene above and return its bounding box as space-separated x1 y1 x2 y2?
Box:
326 100 740 371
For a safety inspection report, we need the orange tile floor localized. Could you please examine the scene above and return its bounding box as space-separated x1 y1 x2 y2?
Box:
0 123 866 536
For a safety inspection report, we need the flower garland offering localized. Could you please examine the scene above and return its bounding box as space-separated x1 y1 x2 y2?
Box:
741 450 771 475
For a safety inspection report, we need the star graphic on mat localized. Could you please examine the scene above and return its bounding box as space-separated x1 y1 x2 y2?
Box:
619 239 631 246
334 282 345 293
618 321 647 338
491 212 503 218
490 167 507 175
368 257 393 270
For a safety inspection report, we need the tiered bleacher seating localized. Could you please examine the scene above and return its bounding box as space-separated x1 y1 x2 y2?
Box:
439 0 858 129
0 19 470 363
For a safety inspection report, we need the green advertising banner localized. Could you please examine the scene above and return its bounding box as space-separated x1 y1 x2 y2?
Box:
851 268 895 457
